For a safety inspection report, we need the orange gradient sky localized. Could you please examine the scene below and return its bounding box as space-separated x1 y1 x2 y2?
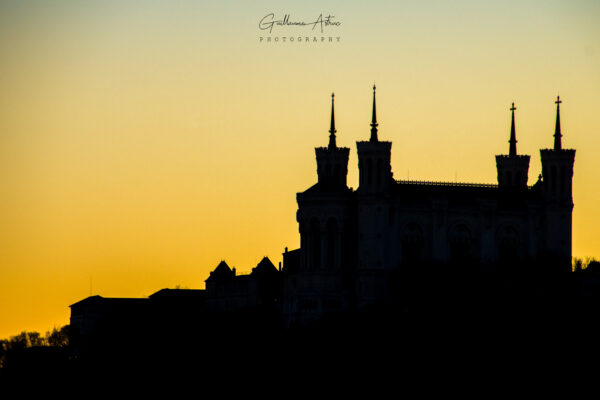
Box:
1 0 599 338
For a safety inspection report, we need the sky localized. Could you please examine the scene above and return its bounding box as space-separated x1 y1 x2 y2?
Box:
1 0 599 338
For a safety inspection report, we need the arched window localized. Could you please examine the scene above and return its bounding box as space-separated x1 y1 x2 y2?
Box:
367 158 373 186
402 222 423 266
326 218 337 269
377 158 382 185
560 166 566 193
498 226 519 264
506 171 512 186
310 218 321 269
449 224 472 264
551 165 557 192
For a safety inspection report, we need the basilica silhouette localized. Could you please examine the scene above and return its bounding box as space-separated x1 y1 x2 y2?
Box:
282 87 575 326
69 88 578 358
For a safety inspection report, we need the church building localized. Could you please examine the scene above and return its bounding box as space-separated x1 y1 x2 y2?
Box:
282 87 575 325
68 88 580 350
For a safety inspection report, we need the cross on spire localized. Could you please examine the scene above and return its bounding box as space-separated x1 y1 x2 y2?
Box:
554 95 562 150
370 84 378 142
328 92 337 149
509 102 517 157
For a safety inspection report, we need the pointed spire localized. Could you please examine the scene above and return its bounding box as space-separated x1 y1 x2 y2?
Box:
554 95 562 150
509 102 517 157
328 92 336 149
370 84 378 142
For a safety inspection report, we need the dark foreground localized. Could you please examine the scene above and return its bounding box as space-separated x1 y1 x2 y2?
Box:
3 271 600 388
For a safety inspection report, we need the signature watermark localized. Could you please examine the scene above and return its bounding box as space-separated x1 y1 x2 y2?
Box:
258 13 341 44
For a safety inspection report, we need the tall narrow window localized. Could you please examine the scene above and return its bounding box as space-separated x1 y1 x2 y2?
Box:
327 218 337 269
498 226 519 265
402 223 423 267
450 224 472 265
310 218 321 269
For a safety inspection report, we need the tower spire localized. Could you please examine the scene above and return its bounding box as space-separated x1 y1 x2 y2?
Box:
370 84 378 142
328 92 336 149
509 102 517 157
554 95 562 150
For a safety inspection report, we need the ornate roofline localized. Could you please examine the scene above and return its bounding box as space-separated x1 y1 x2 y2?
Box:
396 179 499 188
396 179 538 190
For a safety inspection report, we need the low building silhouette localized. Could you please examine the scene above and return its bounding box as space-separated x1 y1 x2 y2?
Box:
205 257 282 312
69 257 282 357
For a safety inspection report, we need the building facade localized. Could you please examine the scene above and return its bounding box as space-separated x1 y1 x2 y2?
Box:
283 89 575 325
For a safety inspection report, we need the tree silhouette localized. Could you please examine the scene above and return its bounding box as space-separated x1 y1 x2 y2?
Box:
573 257 598 272
46 326 70 347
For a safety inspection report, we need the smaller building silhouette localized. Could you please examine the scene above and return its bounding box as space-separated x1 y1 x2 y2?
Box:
69 257 282 357
204 257 282 312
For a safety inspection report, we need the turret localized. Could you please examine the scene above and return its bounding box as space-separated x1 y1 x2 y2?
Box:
540 96 575 199
495 102 530 189
540 96 576 272
315 93 350 189
357 85 393 192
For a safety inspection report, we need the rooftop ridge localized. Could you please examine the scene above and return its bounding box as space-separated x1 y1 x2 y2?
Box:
396 179 500 188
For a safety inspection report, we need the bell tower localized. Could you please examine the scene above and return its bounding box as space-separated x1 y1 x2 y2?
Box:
357 85 393 193
291 93 354 323
540 96 576 272
495 102 530 189
315 93 350 189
